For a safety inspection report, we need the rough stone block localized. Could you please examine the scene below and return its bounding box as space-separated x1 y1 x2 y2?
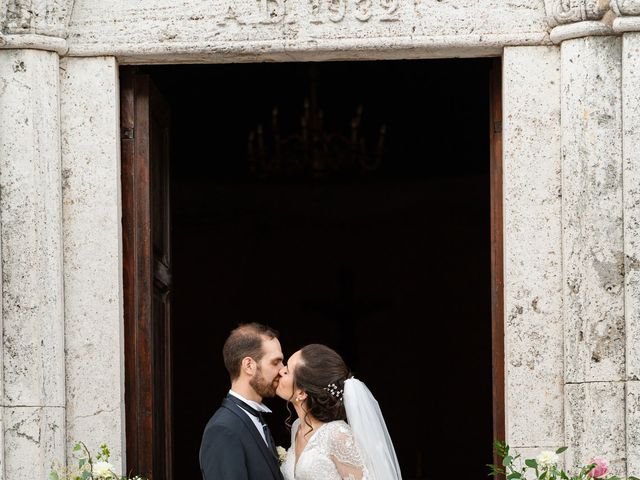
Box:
0 49 65 407
4 407 65 479
628 381 640 476
504 46 564 447
565 382 626 477
561 36 625 383
622 32 640 382
60 56 124 470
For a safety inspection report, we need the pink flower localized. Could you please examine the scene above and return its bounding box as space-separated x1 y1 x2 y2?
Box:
587 456 609 478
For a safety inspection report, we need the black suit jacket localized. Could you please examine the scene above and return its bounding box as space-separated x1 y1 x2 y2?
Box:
199 398 284 480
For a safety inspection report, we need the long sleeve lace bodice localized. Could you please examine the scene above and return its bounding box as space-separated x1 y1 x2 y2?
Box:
281 419 369 480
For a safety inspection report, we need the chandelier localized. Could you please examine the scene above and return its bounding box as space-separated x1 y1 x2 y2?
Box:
247 72 386 179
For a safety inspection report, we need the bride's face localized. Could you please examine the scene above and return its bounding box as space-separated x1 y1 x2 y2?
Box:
276 350 303 401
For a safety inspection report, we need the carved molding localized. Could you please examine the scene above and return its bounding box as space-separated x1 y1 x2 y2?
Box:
1 0 76 38
610 0 640 15
545 0 611 28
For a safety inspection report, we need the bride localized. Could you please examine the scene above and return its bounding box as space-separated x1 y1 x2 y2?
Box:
275 344 402 480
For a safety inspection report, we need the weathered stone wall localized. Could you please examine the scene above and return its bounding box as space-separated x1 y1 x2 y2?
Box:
1 0 640 479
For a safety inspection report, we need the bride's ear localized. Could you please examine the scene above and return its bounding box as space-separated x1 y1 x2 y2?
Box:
295 390 307 403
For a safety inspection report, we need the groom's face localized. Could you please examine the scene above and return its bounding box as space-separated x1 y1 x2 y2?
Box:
249 336 284 399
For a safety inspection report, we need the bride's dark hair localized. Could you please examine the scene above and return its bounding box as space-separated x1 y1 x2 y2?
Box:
287 344 351 434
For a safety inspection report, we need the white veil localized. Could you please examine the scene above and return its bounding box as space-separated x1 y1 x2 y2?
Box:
343 378 402 480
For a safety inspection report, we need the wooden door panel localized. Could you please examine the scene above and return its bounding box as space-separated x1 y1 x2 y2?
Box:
121 67 173 480
490 57 505 476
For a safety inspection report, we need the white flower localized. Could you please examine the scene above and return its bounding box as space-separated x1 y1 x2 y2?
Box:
93 461 115 478
536 450 559 468
276 446 287 465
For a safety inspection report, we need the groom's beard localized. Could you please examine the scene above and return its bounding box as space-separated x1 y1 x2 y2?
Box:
250 366 279 398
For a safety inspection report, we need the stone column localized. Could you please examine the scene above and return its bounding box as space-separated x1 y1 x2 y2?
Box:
612 1 640 474
560 35 626 475
503 46 564 459
59 56 125 471
1 1 75 477
0 48 66 478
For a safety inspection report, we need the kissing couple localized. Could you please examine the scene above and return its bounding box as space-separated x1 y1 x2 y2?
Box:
199 322 402 480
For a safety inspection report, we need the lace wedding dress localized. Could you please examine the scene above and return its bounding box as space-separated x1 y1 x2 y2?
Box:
280 419 369 480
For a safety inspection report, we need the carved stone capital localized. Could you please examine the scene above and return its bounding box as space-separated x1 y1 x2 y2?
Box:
610 0 640 15
610 0 640 31
545 0 611 28
1 0 75 39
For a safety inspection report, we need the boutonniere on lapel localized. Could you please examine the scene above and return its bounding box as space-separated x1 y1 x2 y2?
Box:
276 446 287 466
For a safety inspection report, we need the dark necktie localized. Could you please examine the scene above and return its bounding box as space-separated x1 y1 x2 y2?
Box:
227 394 278 458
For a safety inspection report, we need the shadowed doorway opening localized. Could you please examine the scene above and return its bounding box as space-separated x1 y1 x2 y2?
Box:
134 58 497 479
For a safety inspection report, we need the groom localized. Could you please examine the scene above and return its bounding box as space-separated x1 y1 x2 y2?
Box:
199 322 285 480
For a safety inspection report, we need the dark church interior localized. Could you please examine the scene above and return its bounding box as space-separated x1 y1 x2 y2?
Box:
146 58 494 479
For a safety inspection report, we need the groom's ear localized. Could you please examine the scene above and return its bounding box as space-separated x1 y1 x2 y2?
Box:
241 356 256 376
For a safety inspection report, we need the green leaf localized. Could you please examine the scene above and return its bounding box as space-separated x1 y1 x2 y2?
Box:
525 459 538 469
74 443 82 452
628 477 640 480
49 472 60 480
494 440 509 457
507 473 522 479
82 470 91 480
503 456 513 467
486 463 505 477
556 446 568 454
79 458 87 468
487 464 505 477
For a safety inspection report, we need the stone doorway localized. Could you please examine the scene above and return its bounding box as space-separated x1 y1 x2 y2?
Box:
121 58 502 479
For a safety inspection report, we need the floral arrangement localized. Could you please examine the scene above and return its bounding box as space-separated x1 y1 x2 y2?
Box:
49 442 147 480
277 446 288 466
488 441 639 480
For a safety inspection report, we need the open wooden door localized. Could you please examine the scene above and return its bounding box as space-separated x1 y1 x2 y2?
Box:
121 67 174 480
490 57 505 475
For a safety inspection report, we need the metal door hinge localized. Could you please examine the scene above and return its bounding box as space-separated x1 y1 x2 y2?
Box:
122 127 135 139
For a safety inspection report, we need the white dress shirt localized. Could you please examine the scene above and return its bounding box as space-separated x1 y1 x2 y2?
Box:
228 390 272 445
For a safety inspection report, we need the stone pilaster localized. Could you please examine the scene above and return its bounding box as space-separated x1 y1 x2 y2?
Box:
0 48 66 478
60 56 125 471
621 26 640 476
1 3 77 476
503 46 564 450
561 35 626 475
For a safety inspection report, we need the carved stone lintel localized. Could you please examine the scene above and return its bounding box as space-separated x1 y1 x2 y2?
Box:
610 0 640 15
545 0 611 28
1 0 76 39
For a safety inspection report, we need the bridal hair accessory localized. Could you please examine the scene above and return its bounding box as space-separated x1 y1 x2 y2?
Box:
324 382 344 400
